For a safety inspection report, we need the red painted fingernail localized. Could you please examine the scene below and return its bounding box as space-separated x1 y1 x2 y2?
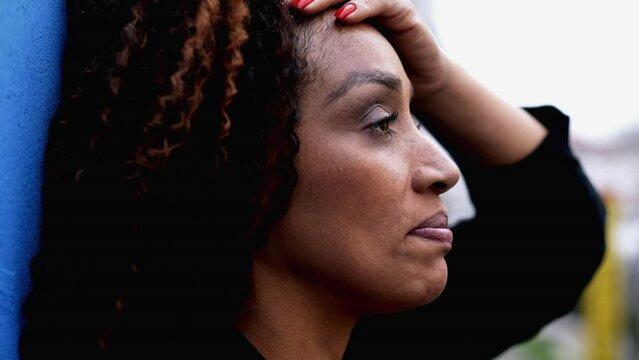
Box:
335 3 356 19
294 0 314 10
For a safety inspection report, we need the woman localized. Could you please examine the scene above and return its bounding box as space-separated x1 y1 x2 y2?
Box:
20 0 605 359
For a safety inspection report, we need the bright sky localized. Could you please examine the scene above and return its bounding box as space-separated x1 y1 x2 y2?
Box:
424 0 639 142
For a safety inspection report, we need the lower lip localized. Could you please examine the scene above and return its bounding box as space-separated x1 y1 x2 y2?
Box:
409 228 453 245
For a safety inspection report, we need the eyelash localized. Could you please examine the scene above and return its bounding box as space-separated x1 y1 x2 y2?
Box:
414 117 423 130
367 112 399 138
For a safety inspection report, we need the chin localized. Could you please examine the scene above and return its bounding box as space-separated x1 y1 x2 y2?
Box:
420 278 448 306
410 277 448 309
422 267 449 303
373 273 449 315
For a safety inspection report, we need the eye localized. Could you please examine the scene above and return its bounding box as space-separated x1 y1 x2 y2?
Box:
413 117 423 130
367 111 399 138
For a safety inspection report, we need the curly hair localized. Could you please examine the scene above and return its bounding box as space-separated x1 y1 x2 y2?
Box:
20 0 310 357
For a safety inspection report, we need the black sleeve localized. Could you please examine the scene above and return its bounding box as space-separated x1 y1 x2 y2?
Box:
345 106 606 359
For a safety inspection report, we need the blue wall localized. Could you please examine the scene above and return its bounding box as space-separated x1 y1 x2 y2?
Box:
0 1 65 359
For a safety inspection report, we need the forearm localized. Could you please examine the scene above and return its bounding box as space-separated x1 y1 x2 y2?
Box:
411 61 547 166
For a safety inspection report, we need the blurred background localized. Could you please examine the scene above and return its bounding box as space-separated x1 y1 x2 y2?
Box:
415 1 639 359
0 2 64 359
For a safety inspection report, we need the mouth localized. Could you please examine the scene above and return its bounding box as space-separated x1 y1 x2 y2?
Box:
408 211 453 245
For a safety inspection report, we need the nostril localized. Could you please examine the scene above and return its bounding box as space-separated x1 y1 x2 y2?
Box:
432 181 449 193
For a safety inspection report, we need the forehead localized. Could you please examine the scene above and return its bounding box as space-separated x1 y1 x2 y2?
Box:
298 17 407 103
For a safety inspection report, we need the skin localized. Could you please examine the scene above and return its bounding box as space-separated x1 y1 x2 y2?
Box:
296 0 548 166
239 1 549 359
273 20 461 313
239 17 459 360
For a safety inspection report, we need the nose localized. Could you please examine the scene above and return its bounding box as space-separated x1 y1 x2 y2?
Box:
410 145 460 195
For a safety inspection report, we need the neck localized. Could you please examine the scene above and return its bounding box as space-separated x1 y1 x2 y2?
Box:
236 259 359 360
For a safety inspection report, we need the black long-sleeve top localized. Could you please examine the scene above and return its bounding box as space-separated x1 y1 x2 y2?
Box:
227 106 607 359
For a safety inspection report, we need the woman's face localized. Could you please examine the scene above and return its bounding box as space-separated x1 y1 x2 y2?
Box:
263 21 460 315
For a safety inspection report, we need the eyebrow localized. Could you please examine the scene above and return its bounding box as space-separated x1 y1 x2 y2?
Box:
323 70 405 106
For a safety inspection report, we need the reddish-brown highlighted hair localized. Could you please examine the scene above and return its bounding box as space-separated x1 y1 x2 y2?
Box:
20 0 307 357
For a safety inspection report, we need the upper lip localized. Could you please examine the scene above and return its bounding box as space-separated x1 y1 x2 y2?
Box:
412 211 449 230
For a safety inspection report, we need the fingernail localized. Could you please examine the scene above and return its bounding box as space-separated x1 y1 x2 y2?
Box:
335 3 356 19
293 0 314 10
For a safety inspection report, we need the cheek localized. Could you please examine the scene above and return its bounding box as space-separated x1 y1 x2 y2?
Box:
267 127 449 313
272 133 407 276
293 134 408 245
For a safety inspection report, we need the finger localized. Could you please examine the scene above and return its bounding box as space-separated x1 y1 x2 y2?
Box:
333 0 409 24
289 0 345 14
334 0 421 34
